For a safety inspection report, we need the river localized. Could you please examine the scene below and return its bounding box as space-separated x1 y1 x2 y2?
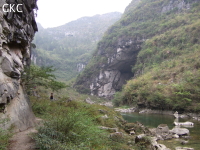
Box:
122 113 200 150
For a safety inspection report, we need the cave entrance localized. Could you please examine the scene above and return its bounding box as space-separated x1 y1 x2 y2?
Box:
114 61 134 91
114 49 140 91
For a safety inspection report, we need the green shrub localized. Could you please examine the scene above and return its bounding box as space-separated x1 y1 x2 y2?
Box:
31 95 127 149
0 119 13 150
113 92 125 107
33 107 110 150
0 129 11 150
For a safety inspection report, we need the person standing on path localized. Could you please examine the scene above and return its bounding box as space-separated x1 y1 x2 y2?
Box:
50 93 54 101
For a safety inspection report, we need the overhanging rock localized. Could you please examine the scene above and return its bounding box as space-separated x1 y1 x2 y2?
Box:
0 0 38 131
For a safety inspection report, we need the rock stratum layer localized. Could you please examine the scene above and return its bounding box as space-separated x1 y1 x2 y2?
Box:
0 0 37 131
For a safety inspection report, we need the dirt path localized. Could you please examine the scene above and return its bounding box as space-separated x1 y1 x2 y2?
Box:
8 128 38 150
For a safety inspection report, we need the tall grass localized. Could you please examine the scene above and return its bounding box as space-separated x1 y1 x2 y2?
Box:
0 119 13 150
31 93 128 150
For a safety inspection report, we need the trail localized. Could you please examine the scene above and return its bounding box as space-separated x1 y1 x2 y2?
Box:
8 128 37 150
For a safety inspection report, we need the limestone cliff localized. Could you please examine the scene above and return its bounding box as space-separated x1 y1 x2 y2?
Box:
0 0 38 131
75 0 198 99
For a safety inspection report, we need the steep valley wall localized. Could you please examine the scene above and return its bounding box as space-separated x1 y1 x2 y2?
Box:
0 0 37 131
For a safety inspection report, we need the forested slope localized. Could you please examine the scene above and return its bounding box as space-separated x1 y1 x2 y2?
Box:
33 12 122 80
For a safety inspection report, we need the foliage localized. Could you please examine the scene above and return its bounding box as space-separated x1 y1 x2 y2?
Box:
34 107 109 150
115 50 200 111
136 136 152 150
48 80 67 92
22 65 66 93
0 128 11 150
30 90 131 150
0 119 13 150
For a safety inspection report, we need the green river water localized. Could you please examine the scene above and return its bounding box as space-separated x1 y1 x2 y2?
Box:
122 113 200 150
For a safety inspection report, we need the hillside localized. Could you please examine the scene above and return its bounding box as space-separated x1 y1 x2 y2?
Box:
75 0 200 112
33 12 122 80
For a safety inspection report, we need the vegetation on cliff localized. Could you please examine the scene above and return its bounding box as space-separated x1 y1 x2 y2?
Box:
113 0 200 112
76 0 200 112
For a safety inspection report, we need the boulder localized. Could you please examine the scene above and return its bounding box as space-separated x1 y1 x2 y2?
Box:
171 127 190 136
130 130 135 135
100 102 113 107
124 122 151 135
153 144 171 150
99 126 118 132
156 124 173 140
135 134 147 143
110 132 123 142
115 107 137 113
176 147 194 150
174 111 179 118
137 136 171 150
85 97 95 104
172 134 179 138
101 114 108 119
174 121 194 127
156 124 170 134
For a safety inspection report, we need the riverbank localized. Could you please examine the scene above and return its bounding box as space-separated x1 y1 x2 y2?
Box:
122 112 200 150
115 107 200 121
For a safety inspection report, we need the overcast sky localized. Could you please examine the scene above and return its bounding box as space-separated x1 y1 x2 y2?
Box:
35 0 132 28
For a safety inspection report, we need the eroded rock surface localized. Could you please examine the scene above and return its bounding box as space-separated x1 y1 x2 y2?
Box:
0 0 37 131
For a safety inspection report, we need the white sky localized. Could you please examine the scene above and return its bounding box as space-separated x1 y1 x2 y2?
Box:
35 0 132 28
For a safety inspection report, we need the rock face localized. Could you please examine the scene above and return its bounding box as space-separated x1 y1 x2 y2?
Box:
0 0 38 131
75 35 142 99
89 37 141 99
77 63 86 72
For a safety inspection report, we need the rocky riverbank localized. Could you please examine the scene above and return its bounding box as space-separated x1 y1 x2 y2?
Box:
121 110 198 150
115 107 200 121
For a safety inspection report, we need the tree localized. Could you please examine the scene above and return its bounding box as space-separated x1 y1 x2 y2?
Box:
22 65 66 93
48 80 67 92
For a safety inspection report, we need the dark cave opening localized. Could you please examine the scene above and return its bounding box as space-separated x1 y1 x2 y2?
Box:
110 48 141 93
114 61 135 91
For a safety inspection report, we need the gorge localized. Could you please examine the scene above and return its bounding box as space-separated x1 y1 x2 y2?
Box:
1 0 200 149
